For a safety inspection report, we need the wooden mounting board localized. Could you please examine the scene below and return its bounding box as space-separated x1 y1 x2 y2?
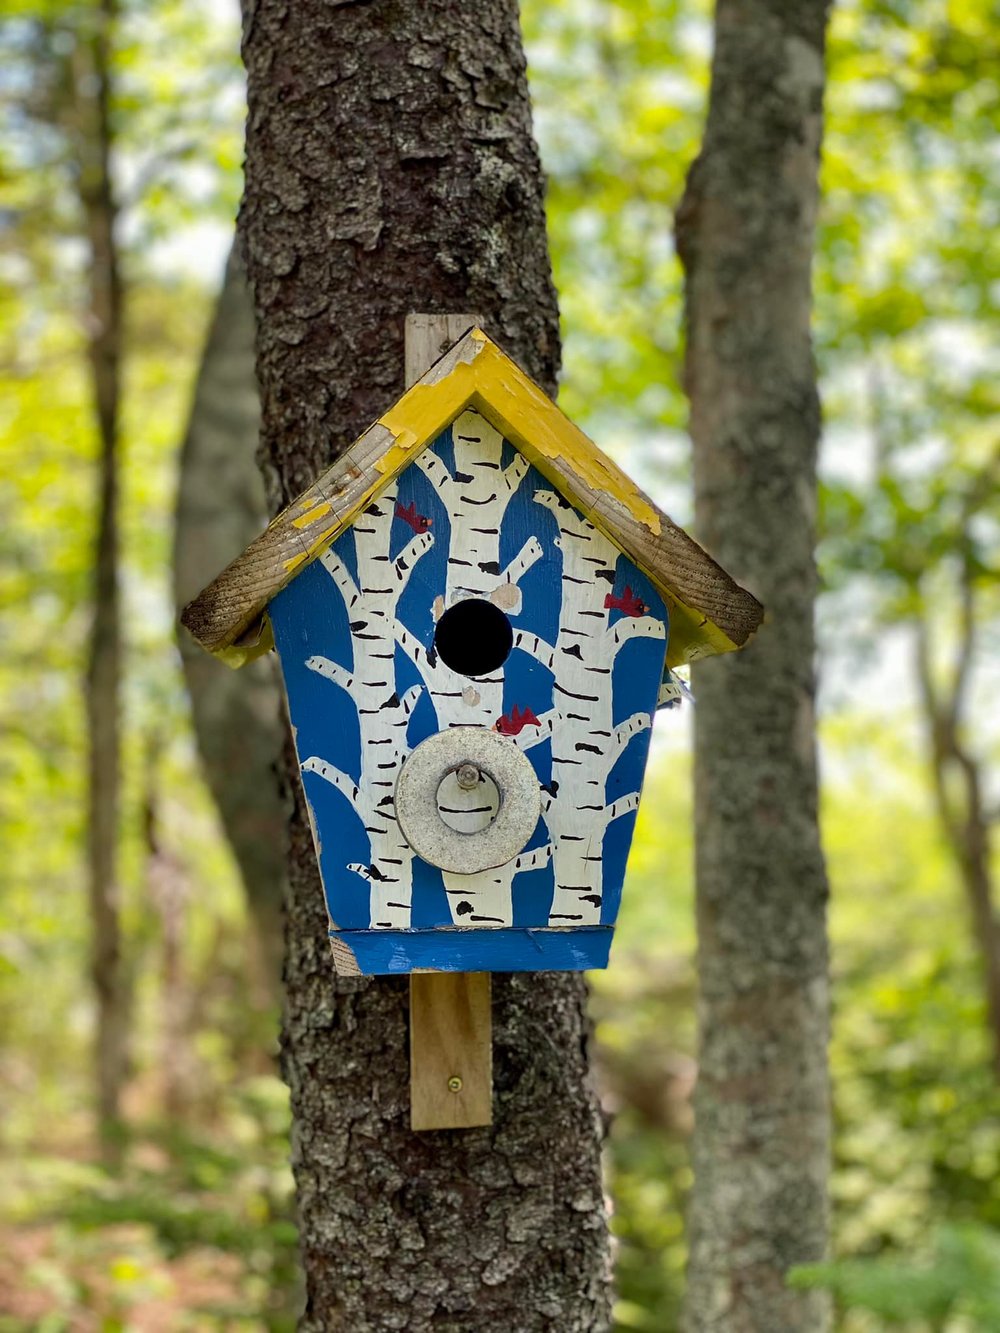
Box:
410 972 492 1131
406 314 493 1131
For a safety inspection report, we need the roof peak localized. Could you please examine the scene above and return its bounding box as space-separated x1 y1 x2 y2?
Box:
181 327 762 667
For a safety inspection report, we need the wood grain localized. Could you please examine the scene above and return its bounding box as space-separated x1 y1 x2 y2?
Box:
404 312 482 389
410 972 493 1131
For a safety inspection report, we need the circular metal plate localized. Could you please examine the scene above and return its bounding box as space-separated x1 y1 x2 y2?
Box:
395 728 541 874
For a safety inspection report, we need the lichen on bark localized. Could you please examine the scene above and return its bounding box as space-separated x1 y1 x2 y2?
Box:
676 2 833 1330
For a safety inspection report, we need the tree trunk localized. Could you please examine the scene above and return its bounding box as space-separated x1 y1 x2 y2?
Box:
675 4 832 1329
78 0 128 1162
238 3 611 1329
915 612 1000 1078
173 244 287 995
142 737 192 1121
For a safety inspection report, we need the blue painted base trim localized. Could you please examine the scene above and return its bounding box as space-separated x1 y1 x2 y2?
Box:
333 927 613 975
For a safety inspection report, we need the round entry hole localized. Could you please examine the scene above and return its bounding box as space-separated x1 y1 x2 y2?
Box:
436 768 501 835
434 598 512 677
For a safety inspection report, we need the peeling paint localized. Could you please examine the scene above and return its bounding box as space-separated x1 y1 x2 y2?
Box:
468 340 662 536
292 499 332 527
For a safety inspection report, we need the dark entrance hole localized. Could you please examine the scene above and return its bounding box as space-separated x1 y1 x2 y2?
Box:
434 598 513 677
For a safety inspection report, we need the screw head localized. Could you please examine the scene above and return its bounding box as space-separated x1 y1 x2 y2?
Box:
455 764 480 791
447 1075 463 1094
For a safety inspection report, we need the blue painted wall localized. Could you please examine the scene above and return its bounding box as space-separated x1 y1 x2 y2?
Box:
269 420 668 973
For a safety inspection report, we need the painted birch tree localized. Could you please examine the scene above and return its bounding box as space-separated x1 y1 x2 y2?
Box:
395 407 555 926
301 489 431 931
515 490 665 925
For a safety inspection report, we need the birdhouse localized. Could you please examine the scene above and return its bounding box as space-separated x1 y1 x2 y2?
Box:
182 326 762 979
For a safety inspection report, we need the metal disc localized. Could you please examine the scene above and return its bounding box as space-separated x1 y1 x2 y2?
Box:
395 727 541 874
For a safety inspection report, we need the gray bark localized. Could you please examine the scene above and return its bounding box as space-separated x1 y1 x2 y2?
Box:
238 2 611 1329
173 245 287 988
675 3 832 1329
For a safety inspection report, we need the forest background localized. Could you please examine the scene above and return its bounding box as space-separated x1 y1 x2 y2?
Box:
2 0 999 1329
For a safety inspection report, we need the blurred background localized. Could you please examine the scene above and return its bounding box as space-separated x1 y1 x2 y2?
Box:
2 0 998 1328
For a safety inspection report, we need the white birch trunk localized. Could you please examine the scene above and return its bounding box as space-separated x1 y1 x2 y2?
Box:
301 486 430 928
415 408 540 729
404 410 546 925
529 491 665 926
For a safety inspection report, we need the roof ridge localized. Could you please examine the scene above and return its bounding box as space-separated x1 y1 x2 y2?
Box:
180 328 762 667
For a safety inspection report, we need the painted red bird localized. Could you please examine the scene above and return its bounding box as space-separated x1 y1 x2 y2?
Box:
604 585 646 617
394 500 433 533
494 704 541 736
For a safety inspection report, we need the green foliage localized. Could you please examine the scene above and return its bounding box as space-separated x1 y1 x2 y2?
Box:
523 0 710 497
593 747 696 1330
791 1225 1000 1327
0 1079 299 1330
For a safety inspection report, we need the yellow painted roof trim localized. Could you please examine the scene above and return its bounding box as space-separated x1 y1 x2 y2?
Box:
181 328 763 668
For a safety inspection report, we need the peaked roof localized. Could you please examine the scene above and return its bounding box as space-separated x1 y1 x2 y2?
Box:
181 328 763 668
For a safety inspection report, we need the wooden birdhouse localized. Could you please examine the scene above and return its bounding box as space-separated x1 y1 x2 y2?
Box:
182 323 762 981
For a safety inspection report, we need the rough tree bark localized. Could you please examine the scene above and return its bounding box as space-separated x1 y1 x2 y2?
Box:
76 0 128 1160
238 3 611 1329
675 3 833 1329
173 245 287 992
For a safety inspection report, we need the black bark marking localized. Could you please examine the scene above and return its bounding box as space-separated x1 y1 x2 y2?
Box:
554 683 600 702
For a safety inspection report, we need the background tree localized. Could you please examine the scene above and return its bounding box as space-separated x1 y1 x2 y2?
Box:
237 1 611 1326
15 0 129 1159
0 0 247 1150
173 244 287 996
675 2 833 1328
